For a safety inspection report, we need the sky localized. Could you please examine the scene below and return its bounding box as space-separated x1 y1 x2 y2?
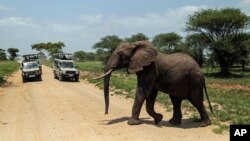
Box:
0 0 250 55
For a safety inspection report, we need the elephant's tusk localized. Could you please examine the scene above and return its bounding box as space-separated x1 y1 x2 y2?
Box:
92 69 113 80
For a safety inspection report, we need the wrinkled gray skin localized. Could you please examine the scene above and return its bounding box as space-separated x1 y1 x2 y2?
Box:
103 41 212 127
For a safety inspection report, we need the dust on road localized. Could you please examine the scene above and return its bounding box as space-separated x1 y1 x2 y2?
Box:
0 66 228 141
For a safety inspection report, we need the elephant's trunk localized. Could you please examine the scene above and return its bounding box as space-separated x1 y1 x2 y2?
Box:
104 68 112 114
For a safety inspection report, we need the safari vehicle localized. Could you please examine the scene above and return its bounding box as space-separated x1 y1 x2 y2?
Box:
22 54 42 73
53 53 80 82
21 61 42 83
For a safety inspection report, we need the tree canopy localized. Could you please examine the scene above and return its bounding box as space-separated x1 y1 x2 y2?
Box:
7 48 19 60
152 32 182 53
186 8 250 75
93 35 123 63
0 48 7 60
73 51 86 61
124 33 149 42
185 33 210 66
31 42 65 57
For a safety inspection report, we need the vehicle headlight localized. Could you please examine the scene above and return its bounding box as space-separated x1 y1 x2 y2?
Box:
61 70 66 74
75 70 79 74
36 70 40 74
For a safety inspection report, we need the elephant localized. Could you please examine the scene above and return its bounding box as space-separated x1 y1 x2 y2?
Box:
95 41 213 127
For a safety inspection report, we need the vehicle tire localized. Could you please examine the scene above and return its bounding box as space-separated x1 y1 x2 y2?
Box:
54 74 57 79
22 77 26 83
75 76 79 82
59 74 63 81
38 75 42 81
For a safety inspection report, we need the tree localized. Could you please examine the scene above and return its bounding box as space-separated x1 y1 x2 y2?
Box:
73 51 86 61
85 52 96 61
0 48 7 60
152 32 182 53
7 48 19 60
31 43 46 53
93 35 123 63
124 33 149 42
233 33 250 71
185 33 211 66
31 42 65 58
46 42 65 57
186 8 250 75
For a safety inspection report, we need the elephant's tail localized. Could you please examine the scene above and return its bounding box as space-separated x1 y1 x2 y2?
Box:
204 82 213 113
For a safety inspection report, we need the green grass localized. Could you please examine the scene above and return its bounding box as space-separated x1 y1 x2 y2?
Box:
76 61 103 73
46 60 250 134
0 61 20 85
43 60 53 68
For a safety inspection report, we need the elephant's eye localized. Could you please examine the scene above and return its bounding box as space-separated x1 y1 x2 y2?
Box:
118 52 122 56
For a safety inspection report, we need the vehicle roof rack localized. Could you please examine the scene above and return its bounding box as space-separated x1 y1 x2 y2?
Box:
22 54 39 61
53 53 73 60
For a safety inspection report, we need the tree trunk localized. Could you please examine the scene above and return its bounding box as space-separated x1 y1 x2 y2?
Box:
241 60 246 71
219 59 230 76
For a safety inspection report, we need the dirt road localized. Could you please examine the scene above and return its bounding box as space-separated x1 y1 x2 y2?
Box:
0 66 228 141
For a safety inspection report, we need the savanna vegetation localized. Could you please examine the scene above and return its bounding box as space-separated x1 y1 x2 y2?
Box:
0 61 20 85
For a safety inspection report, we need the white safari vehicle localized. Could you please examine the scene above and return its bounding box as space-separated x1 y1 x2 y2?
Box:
21 61 42 83
21 54 42 83
53 53 80 82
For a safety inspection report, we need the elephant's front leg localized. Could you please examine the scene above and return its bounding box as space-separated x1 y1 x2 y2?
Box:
146 88 163 124
127 87 146 125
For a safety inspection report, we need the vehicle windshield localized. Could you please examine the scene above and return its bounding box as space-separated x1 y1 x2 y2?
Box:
23 62 39 69
59 62 75 68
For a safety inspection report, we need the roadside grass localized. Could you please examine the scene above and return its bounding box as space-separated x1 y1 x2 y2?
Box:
45 60 250 134
0 61 20 85
43 60 53 68
76 61 103 73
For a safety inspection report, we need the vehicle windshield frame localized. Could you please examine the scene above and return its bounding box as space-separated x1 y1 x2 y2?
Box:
23 62 39 69
59 61 75 68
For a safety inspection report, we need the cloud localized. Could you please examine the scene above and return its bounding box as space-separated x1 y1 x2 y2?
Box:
238 0 250 6
0 5 209 55
238 0 250 15
79 14 103 24
0 4 15 11
89 5 208 35
0 17 37 27
48 23 83 32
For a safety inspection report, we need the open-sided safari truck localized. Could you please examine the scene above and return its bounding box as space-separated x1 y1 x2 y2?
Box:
52 53 80 82
21 54 42 83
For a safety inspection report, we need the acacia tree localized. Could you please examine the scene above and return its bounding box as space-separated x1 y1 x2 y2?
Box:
73 51 86 61
152 32 182 53
185 33 211 66
7 48 19 60
124 33 149 42
186 8 250 75
233 33 250 71
31 42 65 58
0 48 7 60
93 35 123 63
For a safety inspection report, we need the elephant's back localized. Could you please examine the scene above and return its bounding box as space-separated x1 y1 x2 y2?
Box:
156 53 200 72
155 53 203 98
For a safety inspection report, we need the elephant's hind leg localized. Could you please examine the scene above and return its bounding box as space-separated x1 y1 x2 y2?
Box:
188 88 211 127
146 88 163 124
169 95 183 125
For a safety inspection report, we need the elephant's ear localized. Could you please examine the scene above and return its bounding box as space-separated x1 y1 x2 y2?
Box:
128 41 158 74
